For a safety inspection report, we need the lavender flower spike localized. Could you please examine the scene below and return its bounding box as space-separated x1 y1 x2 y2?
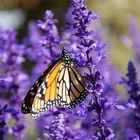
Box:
0 29 29 139
0 104 16 140
71 0 96 48
68 0 115 139
44 113 65 140
37 10 60 53
125 61 140 139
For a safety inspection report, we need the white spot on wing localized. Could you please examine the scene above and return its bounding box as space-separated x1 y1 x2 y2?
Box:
37 94 41 98
42 83 46 95
41 100 44 108
66 86 70 103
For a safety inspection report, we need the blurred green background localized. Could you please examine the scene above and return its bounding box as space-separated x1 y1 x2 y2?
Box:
87 0 140 74
0 0 139 73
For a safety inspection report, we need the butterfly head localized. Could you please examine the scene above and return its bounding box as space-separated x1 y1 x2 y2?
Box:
61 49 73 64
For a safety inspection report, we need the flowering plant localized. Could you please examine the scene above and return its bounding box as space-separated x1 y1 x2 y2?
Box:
0 0 140 140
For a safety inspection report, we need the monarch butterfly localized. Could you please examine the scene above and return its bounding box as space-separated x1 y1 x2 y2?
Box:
21 49 87 118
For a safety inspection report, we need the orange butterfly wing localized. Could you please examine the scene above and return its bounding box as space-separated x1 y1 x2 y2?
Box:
31 60 64 118
21 58 62 115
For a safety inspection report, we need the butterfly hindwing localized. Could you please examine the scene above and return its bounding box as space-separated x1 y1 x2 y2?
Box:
57 63 87 108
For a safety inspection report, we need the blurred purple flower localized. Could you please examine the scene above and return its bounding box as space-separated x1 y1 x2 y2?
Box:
120 17 140 64
0 104 8 140
37 10 60 57
0 29 29 139
43 109 91 140
128 18 140 64
44 113 65 140
0 104 16 140
25 21 42 61
26 10 61 81
123 61 140 139
0 29 29 101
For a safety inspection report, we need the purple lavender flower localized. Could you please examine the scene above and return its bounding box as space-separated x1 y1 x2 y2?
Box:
65 0 115 139
26 10 61 81
0 104 16 140
44 113 65 140
65 0 105 69
43 108 91 140
123 61 140 139
37 10 60 58
120 17 140 65
26 21 42 61
0 29 29 139
0 105 7 140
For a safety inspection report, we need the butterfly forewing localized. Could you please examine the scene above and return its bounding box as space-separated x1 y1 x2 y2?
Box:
31 60 64 118
21 73 45 114
21 58 61 115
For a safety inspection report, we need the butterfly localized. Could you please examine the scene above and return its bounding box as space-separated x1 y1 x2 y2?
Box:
21 49 87 118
